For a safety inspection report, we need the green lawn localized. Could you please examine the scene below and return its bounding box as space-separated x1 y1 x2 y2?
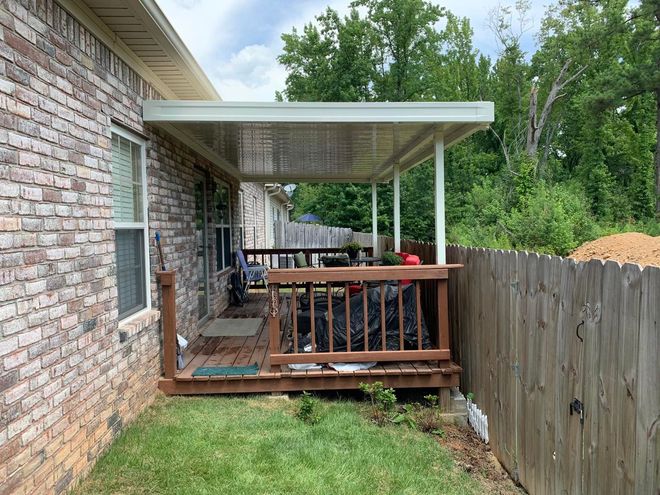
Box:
74 395 484 495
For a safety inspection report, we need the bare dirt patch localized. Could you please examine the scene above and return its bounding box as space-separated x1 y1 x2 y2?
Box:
569 232 660 267
440 423 525 494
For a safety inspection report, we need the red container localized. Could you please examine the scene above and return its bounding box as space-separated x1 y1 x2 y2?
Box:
395 252 420 284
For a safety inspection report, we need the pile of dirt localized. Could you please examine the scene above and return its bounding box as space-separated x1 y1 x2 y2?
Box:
569 232 660 267
440 423 525 494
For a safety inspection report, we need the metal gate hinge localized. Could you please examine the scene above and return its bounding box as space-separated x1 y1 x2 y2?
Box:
569 398 584 425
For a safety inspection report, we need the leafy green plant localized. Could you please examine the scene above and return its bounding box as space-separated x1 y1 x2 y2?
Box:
466 392 475 402
296 392 320 425
391 403 419 429
341 241 363 252
359 381 397 425
381 251 403 266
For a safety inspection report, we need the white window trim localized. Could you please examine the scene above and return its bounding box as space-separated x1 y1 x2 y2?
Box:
112 125 151 323
215 179 232 272
238 190 246 249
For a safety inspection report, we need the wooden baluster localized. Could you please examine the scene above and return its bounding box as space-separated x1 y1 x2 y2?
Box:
437 279 449 351
397 281 404 351
292 283 298 353
345 282 351 352
268 282 280 372
309 283 316 352
327 283 333 353
415 281 423 350
363 285 369 351
380 281 386 351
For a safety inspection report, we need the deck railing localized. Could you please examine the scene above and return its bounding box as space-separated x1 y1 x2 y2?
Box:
243 247 374 269
267 264 461 372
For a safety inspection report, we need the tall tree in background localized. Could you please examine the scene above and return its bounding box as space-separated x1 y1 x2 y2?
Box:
278 0 659 255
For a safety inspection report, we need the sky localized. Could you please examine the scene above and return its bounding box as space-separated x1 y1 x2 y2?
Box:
155 0 546 101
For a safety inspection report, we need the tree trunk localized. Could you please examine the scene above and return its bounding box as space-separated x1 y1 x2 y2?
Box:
655 88 660 216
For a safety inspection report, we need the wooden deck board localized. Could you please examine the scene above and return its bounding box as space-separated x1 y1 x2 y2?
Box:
166 292 462 394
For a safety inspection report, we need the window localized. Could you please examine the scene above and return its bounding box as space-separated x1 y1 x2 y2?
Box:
111 128 149 321
238 190 245 249
214 181 232 271
252 196 257 247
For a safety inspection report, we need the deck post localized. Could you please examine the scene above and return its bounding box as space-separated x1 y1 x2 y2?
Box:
434 133 445 263
268 282 281 373
393 161 401 252
371 180 378 256
157 270 177 379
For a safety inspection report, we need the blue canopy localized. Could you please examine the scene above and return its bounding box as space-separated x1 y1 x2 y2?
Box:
296 213 322 223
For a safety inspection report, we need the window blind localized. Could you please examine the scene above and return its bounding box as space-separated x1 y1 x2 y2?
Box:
112 134 143 223
116 229 145 319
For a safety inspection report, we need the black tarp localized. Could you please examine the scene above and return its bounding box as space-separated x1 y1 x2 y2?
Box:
295 283 432 352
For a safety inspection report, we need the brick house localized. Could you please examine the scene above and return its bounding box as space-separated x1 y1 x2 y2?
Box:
0 0 290 493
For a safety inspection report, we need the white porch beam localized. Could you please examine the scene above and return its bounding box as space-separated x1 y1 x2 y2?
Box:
371 180 378 256
393 162 401 252
434 135 446 264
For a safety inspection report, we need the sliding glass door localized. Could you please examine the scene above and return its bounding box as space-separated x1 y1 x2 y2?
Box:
194 173 209 322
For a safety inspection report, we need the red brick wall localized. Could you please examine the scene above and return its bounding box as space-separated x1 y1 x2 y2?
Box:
0 1 240 493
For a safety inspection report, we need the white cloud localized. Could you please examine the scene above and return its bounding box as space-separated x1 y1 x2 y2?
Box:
156 0 545 101
213 44 288 101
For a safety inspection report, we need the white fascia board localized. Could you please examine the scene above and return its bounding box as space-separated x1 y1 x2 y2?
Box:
143 101 495 124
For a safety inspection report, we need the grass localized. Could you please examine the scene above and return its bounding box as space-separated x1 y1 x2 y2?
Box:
73 395 484 495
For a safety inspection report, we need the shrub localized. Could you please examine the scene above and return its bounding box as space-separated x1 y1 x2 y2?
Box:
359 382 397 425
381 251 403 266
296 392 320 424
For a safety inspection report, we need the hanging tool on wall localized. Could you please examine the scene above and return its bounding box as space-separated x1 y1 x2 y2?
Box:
155 231 166 270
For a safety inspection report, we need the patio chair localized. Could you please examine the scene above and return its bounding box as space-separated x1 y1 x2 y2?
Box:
236 249 268 294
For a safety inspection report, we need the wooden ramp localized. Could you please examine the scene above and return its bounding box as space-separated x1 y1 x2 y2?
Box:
158 292 461 395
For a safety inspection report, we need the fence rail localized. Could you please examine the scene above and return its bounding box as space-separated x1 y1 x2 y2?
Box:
446 245 659 495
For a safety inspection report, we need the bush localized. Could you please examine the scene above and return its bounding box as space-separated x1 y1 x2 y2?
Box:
506 182 599 256
381 251 403 266
359 382 397 425
296 392 320 424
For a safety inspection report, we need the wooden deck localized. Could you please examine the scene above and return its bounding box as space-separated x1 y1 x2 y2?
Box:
158 292 461 395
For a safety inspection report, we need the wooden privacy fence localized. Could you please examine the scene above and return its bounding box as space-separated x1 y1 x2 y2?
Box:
274 221 352 249
446 245 659 495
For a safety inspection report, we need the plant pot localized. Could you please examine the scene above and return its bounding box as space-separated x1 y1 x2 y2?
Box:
346 248 359 260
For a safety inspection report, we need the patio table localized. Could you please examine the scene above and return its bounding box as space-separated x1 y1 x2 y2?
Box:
350 256 381 266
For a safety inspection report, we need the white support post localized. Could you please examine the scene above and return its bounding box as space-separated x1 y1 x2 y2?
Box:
434 134 446 264
393 162 401 252
371 180 378 256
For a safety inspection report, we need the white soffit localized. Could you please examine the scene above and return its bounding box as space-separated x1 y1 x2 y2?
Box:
143 101 494 182
63 0 220 100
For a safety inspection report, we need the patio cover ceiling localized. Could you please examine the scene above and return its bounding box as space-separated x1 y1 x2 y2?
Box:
143 101 494 183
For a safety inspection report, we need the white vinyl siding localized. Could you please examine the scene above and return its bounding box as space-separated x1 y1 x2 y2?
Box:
112 128 150 321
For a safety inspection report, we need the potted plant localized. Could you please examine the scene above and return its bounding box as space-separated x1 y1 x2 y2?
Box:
381 251 403 266
341 241 363 260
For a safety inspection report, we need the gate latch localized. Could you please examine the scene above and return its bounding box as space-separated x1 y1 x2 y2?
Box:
569 398 584 425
